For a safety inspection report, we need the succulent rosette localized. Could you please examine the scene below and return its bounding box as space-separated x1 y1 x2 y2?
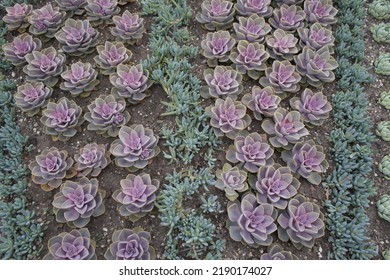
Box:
112 174 159 222
29 147 75 192
260 243 298 260
104 228 156 260
110 125 161 171
43 228 96 260
2 34 42 67
281 140 329 185
40 97 84 142
227 192 277 246
379 155 390 180
266 29 299 61
84 94 131 138
234 0 273 17
60 62 100 97
233 15 272 43
377 195 390 222
196 0 235 31
269 4 305 31
15 82 53 116
74 143 111 177
111 11 146 44
377 121 390 141
379 91 390 109
226 132 274 173
55 0 87 16
215 163 248 201
85 0 120 26
3 3 32 31
201 30 236 67
369 0 390 20
242 86 281 120
201 66 243 100
94 41 133 75
278 194 325 248
298 23 335 52
206 97 251 139
304 0 337 26
28 4 66 38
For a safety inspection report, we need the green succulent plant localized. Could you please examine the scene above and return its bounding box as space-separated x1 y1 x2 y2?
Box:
377 194 390 222
371 23 390 44
369 0 390 20
379 155 390 180
375 54 390 76
379 91 390 109
383 249 390 260
377 121 390 141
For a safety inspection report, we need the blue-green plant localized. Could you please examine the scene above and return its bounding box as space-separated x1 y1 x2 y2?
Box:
379 91 390 109
371 23 390 44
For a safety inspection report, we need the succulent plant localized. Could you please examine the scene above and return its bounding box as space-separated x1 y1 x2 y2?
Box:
229 40 269 80
43 228 96 260
196 0 235 31
295 46 338 87
215 163 248 201
111 11 146 44
242 86 281 120
234 0 273 17
383 249 390 260
375 53 390 76
369 0 390 20
298 23 335 52
226 132 274 173
281 140 328 185
94 41 133 75
85 0 120 26
104 228 156 260
84 94 131 137
206 97 251 139
233 15 272 43
260 243 298 260
379 155 390 180
55 19 99 56
377 121 390 141
266 29 299 60
259 60 301 98
201 30 236 67
60 62 100 97
377 194 390 222
55 0 87 16
379 91 390 110
40 97 84 142
110 125 161 171
15 82 52 116
269 4 305 31
112 174 159 221
23 47 66 87
74 143 111 177
2 34 42 67
29 147 75 191
227 192 277 246
278 194 325 248
53 177 105 228
28 4 66 38
3 3 32 31
372 23 390 44
304 0 337 26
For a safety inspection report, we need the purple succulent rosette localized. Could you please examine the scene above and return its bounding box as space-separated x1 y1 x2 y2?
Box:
40 97 84 142
226 131 274 173
84 94 131 138
23 46 66 87
112 174 159 222
74 143 111 177
104 227 156 260
201 66 243 100
111 10 146 44
110 125 161 172
201 30 236 67
29 147 75 192
261 108 309 149
227 192 278 246
234 0 273 18
94 41 133 75
298 23 335 52
60 62 100 97
266 29 300 61
2 34 42 67
242 86 281 120
196 0 235 31
229 40 269 80
85 0 120 26
260 243 298 260
249 164 300 209
304 0 337 26
278 194 325 248
55 0 87 16
233 14 272 43
28 4 66 38
206 97 251 139
15 81 53 116
290 88 332 126
269 4 305 32
215 163 248 201
43 228 96 260
281 139 329 185
3 3 32 31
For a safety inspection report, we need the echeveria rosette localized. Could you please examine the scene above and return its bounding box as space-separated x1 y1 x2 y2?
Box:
28 4 66 38
379 155 390 180
94 41 133 75
85 0 120 26
196 0 235 31
74 143 111 177
112 174 159 222
374 54 390 76
2 34 42 67
40 97 84 142
3 3 32 31
84 94 131 138
304 0 337 26
290 88 332 126
215 163 248 201
15 82 53 116
23 47 66 87
260 243 298 260
201 30 236 67
281 140 329 185
269 4 305 32
55 0 87 16
233 15 272 43
242 86 281 121
379 91 390 109
105 228 156 260
201 66 243 100
234 0 273 18
111 11 146 44
43 228 96 260
371 23 390 44
277 194 325 249
53 177 105 228
110 125 161 172
60 62 100 98
266 29 299 61
29 147 75 192
377 121 390 141
206 97 251 140
250 164 300 210
226 132 274 173
227 192 277 247
377 195 390 222
369 0 390 20
298 23 335 52
229 40 269 80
